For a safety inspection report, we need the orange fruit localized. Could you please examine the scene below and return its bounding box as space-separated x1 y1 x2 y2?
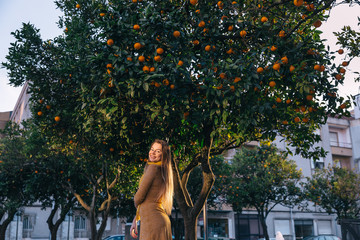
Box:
39 99 44 104
76 4 80 9
294 0 303 7
55 116 61 122
306 95 313 101
273 63 281 71
240 30 247 37
320 65 325 72
156 48 164 54
37 111 43 116
230 85 235 92
226 49 234 54
150 67 155 72
339 68 346 74
270 46 277 51
198 21 205 28
279 30 285 37
257 67 264 73
193 40 200 45
217 1 224 8
228 25 234 31
170 84 175 89
106 63 113 68
282 120 288 125
162 79 169 86
335 74 342 80
138 56 145 62
132 0 137 2
294 117 300 123
154 82 161 87
314 65 321 71
107 39 114 46
173 31 181 37
313 20 322 28
340 103 347 109
261 16 268 23
178 60 184 66
133 24 140 30
100 13 106 17
281 56 288 64
234 77 241 83
184 112 190 118
154 56 161 62
46 105 51 110
289 65 295 72
276 97 282 103
342 61 348 66
142 66 150 73
286 99 291 104
306 3 314 11
127 57 133 61
134 42 142 50
205 45 211 51
219 73 226 79
302 117 309 123
269 81 276 87
110 148 115 152
190 0 198 5
338 49 344 54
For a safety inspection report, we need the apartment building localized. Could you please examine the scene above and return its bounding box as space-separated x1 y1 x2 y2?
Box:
2 81 360 239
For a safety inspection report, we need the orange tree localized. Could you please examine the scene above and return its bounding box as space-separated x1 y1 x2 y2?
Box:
302 165 360 240
223 144 302 240
3 0 359 239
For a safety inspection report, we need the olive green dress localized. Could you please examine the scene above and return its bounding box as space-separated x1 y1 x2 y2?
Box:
134 163 172 240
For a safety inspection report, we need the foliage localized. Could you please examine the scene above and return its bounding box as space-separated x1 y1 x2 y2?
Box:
0 122 33 239
302 164 360 220
224 144 302 240
3 0 360 239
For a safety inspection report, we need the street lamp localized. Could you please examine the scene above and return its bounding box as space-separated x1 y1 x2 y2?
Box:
67 210 73 240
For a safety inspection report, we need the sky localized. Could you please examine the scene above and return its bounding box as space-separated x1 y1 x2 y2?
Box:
0 1 359 112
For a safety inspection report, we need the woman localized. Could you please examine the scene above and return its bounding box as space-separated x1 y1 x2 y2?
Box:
130 139 174 240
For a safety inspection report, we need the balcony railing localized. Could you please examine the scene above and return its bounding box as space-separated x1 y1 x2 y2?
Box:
330 140 352 148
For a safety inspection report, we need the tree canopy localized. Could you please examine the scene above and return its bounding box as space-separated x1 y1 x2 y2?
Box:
3 0 360 239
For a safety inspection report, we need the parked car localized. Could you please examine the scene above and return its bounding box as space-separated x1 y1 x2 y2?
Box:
303 235 341 240
103 235 125 240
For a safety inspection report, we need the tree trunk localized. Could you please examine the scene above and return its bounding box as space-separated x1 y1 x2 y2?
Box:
47 199 74 240
0 209 17 240
259 214 269 240
171 133 215 240
183 215 199 240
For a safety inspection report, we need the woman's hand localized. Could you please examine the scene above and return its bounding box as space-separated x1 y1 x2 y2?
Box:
130 217 138 239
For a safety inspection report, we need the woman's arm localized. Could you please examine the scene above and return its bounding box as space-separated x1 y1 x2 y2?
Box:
134 165 157 207
130 216 138 239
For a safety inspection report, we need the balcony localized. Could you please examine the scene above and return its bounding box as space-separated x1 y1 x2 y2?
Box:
330 141 353 157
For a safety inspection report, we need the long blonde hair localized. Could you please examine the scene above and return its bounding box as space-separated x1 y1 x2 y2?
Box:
151 139 174 215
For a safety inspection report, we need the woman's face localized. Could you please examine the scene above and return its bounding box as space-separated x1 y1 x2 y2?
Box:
149 142 162 162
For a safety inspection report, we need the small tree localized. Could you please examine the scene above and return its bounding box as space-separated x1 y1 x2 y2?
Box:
302 165 360 240
0 123 32 240
224 144 303 240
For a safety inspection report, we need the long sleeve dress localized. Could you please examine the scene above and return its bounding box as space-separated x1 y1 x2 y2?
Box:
134 163 172 240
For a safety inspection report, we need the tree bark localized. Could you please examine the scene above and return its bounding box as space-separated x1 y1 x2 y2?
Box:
0 209 17 240
47 199 74 240
259 213 269 240
172 133 215 240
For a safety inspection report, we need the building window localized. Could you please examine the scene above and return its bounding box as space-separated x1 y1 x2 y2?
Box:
207 218 228 238
295 220 313 240
311 158 324 169
23 215 34 230
234 214 263 240
274 219 291 236
329 132 339 147
317 220 332 235
74 216 86 230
